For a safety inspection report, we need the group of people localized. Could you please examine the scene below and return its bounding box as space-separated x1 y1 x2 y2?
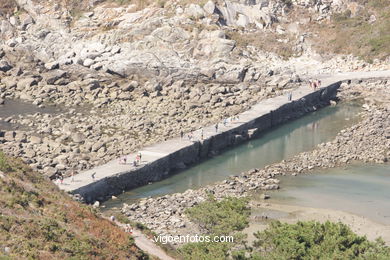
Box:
118 152 142 167
181 128 204 141
309 79 321 89
54 169 78 184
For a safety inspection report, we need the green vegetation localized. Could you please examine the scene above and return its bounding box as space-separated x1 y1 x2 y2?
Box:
177 195 390 260
185 195 250 236
0 151 147 259
236 221 390 260
179 195 250 259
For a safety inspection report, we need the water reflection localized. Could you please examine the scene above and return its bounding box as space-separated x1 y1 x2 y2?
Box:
103 103 362 209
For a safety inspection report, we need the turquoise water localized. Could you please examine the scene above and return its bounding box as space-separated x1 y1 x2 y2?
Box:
103 102 362 209
269 164 390 225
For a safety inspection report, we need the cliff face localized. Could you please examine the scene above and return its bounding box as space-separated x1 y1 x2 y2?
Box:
0 0 389 178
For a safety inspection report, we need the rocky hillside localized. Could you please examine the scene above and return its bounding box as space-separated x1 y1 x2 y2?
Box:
0 151 147 259
0 0 389 178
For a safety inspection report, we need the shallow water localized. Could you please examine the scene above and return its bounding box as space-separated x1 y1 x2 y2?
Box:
103 102 362 209
0 99 60 130
268 164 390 225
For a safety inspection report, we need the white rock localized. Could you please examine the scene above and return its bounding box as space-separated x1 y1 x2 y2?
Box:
203 1 216 14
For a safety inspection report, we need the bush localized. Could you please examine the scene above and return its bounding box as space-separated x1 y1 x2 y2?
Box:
241 221 390 260
0 152 12 172
185 195 250 236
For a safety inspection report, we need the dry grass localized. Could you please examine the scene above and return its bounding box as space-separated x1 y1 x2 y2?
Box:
0 151 148 259
306 0 390 62
226 30 296 60
0 0 17 16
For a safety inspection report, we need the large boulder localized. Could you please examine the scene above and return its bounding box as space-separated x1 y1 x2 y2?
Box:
72 133 86 143
1 76 17 89
0 60 12 72
16 77 38 91
203 1 216 14
43 70 67 84
184 4 206 19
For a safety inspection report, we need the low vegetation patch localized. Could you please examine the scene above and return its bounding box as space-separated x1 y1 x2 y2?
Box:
236 221 390 259
185 195 250 236
178 195 390 259
308 0 390 62
0 0 17 16
0 151 147 259
179 195 250 259
226 30 296 60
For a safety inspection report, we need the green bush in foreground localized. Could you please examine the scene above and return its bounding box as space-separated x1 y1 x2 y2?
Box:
180 195 390 260
185 195 250 236
180 196 250 259
242 221 390 260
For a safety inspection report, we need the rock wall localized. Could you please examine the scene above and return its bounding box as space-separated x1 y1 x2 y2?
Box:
72 82 341 203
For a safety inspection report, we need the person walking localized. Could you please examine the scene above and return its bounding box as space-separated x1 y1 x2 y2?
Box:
137 152 142 163
215 123 218 133
200 128 204 140
71 170 75 182
91 172 96 181
180 131 184 140
59 173 64 184
287 91 292 101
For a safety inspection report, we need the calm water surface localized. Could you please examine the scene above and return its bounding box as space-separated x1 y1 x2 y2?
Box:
103 102 362 209
269 164 390 224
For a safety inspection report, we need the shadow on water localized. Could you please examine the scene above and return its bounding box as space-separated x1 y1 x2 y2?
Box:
102 102 362 209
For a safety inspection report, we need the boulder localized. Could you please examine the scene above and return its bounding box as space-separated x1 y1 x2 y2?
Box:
16 77 38 90
44 61 59 70
1 77 17 89
43 70 67 84
121 80 138 92
203 1 216 14
0 60 12 72
4 131 15 142
72 133 86 143
185 4 206 19
83 58 95 67
30 136 43 144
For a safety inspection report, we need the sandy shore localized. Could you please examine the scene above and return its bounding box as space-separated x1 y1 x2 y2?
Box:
245 202 390 245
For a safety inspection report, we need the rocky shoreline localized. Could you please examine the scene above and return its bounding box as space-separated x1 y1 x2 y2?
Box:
121 79 389 239
1 0 390 179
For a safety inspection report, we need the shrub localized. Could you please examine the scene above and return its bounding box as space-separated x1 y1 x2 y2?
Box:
185 195 250 236
242 221 390 260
